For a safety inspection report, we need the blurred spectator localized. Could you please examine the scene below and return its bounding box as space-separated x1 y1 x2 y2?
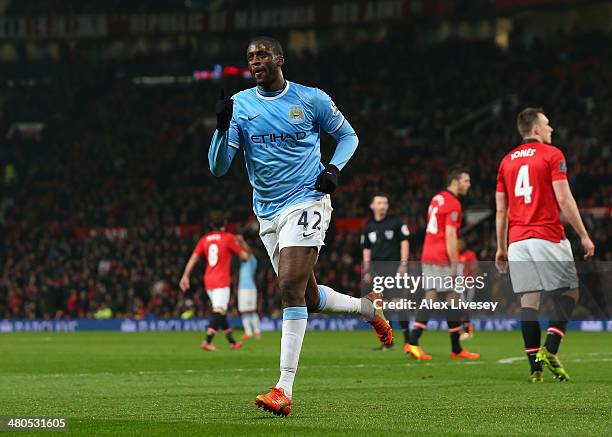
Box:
1 32 611 319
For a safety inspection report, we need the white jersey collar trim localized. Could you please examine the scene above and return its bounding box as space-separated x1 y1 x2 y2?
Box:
256 81 291 100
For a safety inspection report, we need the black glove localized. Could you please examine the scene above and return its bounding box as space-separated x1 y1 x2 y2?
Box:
315 164 339 194
215 88 233 132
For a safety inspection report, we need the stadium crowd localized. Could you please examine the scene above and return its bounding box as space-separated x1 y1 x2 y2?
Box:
1 32 611 319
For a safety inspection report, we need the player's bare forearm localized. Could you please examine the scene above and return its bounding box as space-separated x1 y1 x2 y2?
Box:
400 240 409 262
362 249 371 273
495 211 509 250
495 192 509 251
494 193 509 273
552 180 595 258
445 226 458 265
560 200 588 237
182 253 200 278
179 253 200 291
552 180 589 239
236 235 253 255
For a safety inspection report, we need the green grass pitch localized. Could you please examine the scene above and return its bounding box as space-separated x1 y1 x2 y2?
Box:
1 330 611 436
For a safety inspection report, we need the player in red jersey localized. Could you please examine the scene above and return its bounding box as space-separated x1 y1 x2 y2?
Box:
457 239 478 340
406 168 480 360
495 107 595 382
180 212 250 351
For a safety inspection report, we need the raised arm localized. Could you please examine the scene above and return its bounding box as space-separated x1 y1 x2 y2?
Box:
209 88 239 177
208 130 238 177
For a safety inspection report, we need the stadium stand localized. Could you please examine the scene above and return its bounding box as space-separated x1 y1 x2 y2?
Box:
1 29 611 319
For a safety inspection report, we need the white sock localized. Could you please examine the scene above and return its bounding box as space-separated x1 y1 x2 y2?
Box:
242 314 253 337
252 313 261 335
276 307 308 399
316 285 375 320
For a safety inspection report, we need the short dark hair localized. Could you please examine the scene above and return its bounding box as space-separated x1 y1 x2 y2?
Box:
447 167 469 186
517 107 544 137
371 193 389 202
248 36 284 57
208 211 227 230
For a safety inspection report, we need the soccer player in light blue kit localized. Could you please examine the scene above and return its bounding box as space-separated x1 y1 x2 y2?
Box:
235 235 261 339
209 36 392 416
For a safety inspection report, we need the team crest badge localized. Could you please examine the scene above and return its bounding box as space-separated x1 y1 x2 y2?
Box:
289 107 304 124
368 232 377 244
384 230 394 240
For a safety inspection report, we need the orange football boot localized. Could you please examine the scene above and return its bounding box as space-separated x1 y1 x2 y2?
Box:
404 343 432 360
451 348 480 359
230 341 243 351
363 292 393 347
201 341 218 352
255 387 292 417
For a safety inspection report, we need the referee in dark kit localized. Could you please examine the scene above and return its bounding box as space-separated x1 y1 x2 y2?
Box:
362 194 411 351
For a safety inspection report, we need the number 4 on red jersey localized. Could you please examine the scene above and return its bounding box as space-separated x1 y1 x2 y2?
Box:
496 140 568 244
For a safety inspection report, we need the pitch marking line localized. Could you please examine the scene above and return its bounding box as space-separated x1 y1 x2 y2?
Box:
4 353 610 378
2 361 487 379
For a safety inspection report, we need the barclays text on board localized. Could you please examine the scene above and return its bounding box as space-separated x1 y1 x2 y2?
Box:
1 318 611 333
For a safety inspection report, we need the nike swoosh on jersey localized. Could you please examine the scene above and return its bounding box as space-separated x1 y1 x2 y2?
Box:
248 115 260 121
302 232 317 238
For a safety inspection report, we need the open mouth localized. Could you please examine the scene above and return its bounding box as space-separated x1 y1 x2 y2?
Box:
253 69 266 79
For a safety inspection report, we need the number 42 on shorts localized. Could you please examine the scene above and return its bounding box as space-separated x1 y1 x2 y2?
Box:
298 210 322 237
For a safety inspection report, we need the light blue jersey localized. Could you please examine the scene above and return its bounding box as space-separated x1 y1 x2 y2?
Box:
238 256 258 290
209 80 358 219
